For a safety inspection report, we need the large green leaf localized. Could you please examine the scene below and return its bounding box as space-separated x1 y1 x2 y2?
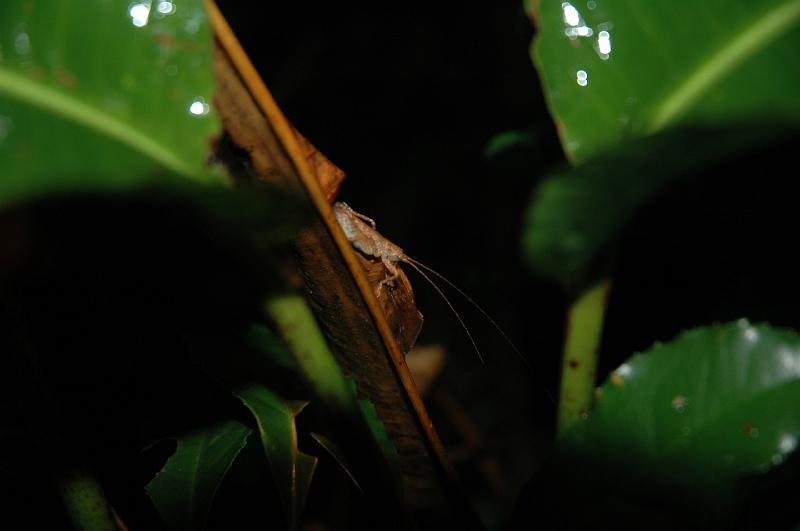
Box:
559 321 800 512
0 0 221 205
146 419 252 531
529 0 800 163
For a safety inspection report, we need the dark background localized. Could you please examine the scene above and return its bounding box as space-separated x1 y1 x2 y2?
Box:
3 2 799 529
216 0 568 519
212 3 800 527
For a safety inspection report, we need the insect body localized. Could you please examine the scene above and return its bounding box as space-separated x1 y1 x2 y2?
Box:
334 201 519 365
334 201 405 296
335 202 558 404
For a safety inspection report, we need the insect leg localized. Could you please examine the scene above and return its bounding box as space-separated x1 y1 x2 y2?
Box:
376 257 400 298
352 210 377 229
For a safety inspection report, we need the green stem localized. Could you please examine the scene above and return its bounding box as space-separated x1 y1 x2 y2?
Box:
557 279 611 434
263 292 413 525
2 305 123 531
264 293 355 413
55 469 122 531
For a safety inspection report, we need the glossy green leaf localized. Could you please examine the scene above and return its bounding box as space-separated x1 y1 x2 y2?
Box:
0 0 222 206
235 385 318 531
559 321 800 506
146 420 251 531
529 0 800 163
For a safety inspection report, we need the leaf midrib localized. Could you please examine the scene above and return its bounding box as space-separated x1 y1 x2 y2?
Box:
0 66 195 176
647 0 800 132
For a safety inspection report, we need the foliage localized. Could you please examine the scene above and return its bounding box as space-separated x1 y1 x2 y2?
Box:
146 420 252 531
517 0 800 528
0 0 221 203
521 125 789 290
0 1 398 530
528 0 800 164
2 0 800 530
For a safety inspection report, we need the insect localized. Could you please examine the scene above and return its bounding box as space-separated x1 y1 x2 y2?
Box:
333 201 522 366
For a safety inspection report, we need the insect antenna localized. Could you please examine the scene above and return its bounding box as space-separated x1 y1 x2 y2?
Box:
403 256 557 405
401 259 485 364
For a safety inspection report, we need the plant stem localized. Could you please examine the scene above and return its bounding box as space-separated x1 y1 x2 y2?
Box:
264 293 354 412
557 279 611 434
263 292 419 528
55 469 123 531
1 305 124 531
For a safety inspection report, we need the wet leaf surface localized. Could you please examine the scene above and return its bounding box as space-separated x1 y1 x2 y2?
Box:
0 0 221 205
529 0 800 163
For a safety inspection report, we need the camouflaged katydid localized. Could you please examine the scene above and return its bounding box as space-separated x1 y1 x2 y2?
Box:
333 201 523 366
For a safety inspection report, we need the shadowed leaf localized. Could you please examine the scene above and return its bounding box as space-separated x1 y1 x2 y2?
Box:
235 386 317 531
555 321 800 522
146 420 251 531
521 126 795 289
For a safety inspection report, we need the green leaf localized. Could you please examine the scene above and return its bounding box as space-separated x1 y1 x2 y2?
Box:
0 0 222 206
529 0 800 163
201 323 404 528
235 320 405 518
198 325 319 530
235 385 318 531
521 126 789 289
560 321 800 507
146 420 251 531
483 128 538 159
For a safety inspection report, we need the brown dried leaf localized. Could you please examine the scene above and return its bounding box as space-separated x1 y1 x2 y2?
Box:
206 2 482 528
